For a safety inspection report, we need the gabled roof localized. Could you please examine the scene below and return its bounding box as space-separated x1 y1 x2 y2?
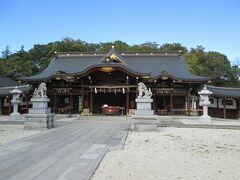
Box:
100 46 126 64
205 85 240 98
20 47 210 82
0 85 31 96
0 74 31 96
0 74 19 87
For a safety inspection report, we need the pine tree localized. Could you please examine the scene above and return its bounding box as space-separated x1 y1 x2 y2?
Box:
1 46 11 58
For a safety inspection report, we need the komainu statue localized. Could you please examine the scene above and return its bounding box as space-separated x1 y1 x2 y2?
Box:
33 82 47 98
137 82 152 98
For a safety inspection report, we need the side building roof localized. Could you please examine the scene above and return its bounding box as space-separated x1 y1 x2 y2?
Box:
206 85 240 98
20 48 210 82
0 74 31 96
0 74 19 87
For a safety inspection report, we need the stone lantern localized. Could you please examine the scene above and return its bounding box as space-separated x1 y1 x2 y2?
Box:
10 87 22 120
198 86 212 124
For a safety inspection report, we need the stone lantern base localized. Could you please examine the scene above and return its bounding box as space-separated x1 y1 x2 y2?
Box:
199 115 212 124
10 113 22 121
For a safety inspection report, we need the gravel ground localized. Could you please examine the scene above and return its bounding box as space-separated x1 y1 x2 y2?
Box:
92 128 240 180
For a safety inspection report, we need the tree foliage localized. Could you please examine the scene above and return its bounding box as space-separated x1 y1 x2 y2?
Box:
159 43 188 55
0 38 239 87
1 46 12 58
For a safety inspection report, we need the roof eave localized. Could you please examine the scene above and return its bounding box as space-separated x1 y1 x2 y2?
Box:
19 63 148 82
152 74 211 82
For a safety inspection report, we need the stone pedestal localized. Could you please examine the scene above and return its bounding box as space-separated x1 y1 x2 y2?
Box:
132 98 157 120
24 97 54 130
131 98 157 131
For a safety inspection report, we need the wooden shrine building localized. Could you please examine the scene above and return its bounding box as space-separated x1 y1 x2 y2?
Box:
20 47 211 116
0 74 31 115
206 85 240 119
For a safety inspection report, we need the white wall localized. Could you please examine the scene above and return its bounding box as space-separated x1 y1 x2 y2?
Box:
208 97 217 108
208 97 236 110
218 97 236 109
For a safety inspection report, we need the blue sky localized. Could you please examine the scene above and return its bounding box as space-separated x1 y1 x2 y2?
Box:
1 0 240 62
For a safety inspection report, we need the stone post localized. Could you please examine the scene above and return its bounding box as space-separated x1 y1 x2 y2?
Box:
198 86 212 124
10 87 22 120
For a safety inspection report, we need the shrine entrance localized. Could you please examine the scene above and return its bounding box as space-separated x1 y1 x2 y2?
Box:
84 67 139 115
92 92 126 115
155 95 170 115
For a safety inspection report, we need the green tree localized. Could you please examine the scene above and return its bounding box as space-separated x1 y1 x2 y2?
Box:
128 42 158 52
159 43 188 54
1 46 11 58
0 38 239 87
185 46 239 87
98 41 129 53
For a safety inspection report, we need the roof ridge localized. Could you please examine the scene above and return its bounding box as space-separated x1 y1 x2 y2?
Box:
56 51 180 57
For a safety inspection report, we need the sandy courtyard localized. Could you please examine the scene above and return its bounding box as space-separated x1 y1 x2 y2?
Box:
92 128 240 180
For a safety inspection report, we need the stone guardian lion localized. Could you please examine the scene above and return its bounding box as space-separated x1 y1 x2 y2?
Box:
137 82 152 98
33 82 47 98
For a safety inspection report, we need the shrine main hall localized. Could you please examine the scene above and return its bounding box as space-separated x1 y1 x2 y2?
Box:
20 47 210 116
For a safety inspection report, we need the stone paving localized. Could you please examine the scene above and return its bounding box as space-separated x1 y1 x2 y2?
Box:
0 115 239 180
0 118 130 180
0 124 39 145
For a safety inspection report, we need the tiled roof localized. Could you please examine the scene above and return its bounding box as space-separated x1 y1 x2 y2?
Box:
20 48 210 82
206 85 240 98
0 74 19 87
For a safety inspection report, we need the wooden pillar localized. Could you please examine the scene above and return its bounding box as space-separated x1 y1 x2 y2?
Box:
126 76 129 115
216 96 219 118
53 94 57 113
135 87 138 98
126 89 129 115
81 92 84 110
236 99 239 119
90 91 93 115
70 94 73 114
187 94 191 116
8 96 11 115
81 79 84 111
0 98 2 115
153 95 156 115
170 93 173 115
89 77 93 115
26 94 29 113
223 97 227 119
